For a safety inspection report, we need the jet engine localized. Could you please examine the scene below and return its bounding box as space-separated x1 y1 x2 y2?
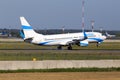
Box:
80 40 89 47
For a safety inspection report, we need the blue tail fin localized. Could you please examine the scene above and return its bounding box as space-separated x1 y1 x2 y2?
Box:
20 17 37 39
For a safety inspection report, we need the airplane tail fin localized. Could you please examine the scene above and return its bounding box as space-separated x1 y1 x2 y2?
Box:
20 17 37 40
105 32 109 36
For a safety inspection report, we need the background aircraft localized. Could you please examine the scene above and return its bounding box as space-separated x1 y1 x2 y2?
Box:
105 32 116 38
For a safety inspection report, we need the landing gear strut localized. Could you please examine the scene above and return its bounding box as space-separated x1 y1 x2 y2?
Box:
57 45 62 50
96 42 99 47
67 44 72 50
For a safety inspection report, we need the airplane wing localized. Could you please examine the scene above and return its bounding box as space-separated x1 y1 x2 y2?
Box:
58 39 73 45
59 32 88 45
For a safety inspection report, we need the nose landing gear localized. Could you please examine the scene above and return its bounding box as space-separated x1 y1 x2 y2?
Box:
57 44 73 50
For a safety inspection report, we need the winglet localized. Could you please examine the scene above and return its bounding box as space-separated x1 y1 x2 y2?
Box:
83 31 87 39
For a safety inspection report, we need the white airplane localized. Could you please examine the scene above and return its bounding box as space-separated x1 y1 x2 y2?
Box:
20 17 106 50
105 32 116 38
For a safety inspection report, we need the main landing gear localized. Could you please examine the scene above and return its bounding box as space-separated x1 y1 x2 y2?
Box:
67 44 72 50
96 42 100 47
57 45 73 50
57 45 62 50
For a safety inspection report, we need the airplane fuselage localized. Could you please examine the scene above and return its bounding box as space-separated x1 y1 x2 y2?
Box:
31 32 106 46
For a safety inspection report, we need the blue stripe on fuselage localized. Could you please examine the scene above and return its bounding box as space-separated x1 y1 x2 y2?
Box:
39 41 54 45
88 38 103 42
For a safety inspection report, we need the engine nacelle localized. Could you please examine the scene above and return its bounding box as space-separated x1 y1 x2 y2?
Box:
80 40 89 47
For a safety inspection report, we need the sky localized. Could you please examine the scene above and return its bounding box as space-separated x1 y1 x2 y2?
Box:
0 0 120 31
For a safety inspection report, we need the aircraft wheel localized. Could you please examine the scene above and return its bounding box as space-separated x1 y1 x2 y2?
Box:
57 45 62 50
96 42 99 47
67 45 72 50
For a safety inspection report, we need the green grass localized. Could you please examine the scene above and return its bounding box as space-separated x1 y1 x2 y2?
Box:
0 67 120 73
0 53 120 60
0 42 119 60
